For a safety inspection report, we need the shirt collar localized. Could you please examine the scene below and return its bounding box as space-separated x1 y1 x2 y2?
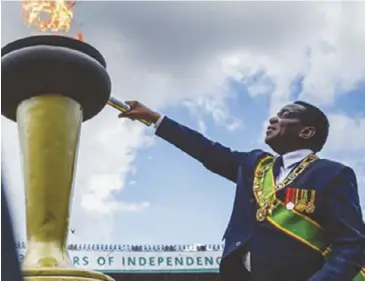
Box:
279 149 314 169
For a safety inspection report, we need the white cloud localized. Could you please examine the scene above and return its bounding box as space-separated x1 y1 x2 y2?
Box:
326 114 365 152
300 3 365 104
183 96 243 134
320 113 365 203
222 2 365 112
1 109 153 243
2 1 365 244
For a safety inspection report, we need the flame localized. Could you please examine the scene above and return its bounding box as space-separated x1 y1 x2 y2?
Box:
22 0 83 40
77 31 83 41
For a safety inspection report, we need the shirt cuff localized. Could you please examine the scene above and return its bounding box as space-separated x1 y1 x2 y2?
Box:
154 115 165 129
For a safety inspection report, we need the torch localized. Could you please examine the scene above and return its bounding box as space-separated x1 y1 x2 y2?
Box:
2 34 114 281
3 4 116 281
21 0 151 127
107 97 152 126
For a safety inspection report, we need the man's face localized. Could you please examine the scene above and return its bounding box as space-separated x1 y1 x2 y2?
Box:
264 103 310 149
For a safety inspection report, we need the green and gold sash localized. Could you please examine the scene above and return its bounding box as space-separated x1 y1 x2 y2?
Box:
253 155 365 280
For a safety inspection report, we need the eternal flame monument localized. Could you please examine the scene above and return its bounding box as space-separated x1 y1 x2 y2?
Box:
2 35 115 281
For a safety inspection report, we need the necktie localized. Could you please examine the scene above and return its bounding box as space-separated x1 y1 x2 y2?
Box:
273 156 283 179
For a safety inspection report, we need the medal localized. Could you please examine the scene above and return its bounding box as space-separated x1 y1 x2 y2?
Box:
252 154 318 222
286 201 295 210
256 208 267 222
305 202 315 213
295 203 307 212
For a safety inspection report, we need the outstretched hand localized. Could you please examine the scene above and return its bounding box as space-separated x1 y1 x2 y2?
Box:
118 101 161 124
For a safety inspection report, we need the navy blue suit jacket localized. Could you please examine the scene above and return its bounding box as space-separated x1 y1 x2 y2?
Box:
156 116 365 281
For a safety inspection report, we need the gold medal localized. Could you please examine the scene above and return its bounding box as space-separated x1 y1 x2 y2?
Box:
256 208 267 221
295 203 307 212
305 202 315 213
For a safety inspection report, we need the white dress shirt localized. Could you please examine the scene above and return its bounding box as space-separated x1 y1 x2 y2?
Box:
154 115 314 271
154 115 165 129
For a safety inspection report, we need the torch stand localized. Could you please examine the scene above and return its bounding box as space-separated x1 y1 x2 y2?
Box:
2 35 114 281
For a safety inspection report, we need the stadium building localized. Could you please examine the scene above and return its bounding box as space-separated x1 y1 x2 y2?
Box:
16 242 223 281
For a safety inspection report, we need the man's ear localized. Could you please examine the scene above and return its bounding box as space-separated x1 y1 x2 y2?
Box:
299 126 316 140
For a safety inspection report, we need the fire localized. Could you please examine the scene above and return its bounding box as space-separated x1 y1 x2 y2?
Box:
22 0 83 40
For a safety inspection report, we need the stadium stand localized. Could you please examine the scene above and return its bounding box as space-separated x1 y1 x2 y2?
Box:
16 241 223 281
15 242 225 252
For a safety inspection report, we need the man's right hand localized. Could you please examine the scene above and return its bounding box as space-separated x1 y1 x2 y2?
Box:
118 101 161 124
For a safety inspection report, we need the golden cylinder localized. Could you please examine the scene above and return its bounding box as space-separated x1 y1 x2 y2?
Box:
17 94 82 269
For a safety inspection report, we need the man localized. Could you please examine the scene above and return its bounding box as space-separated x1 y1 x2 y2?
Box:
118 100 365 281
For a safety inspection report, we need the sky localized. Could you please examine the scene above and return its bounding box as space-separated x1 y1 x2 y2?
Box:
1 1 365 247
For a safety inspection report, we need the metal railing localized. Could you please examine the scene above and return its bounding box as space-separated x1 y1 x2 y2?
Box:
15 241 224 252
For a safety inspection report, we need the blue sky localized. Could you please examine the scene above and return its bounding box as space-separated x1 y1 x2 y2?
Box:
1 1 365 247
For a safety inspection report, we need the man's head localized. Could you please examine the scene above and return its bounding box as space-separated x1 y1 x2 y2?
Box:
264 101 329 155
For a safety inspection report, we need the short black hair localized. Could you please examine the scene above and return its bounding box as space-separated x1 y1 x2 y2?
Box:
294 101 329 152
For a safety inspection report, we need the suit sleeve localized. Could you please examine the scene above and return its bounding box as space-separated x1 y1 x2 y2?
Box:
309 167 365 281
155 116 254 182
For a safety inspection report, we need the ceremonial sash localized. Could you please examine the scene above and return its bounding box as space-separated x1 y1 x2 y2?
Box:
253 156 365 280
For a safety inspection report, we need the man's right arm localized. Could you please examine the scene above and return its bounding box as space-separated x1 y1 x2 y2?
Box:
154 115 242 182
118 101 261 183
